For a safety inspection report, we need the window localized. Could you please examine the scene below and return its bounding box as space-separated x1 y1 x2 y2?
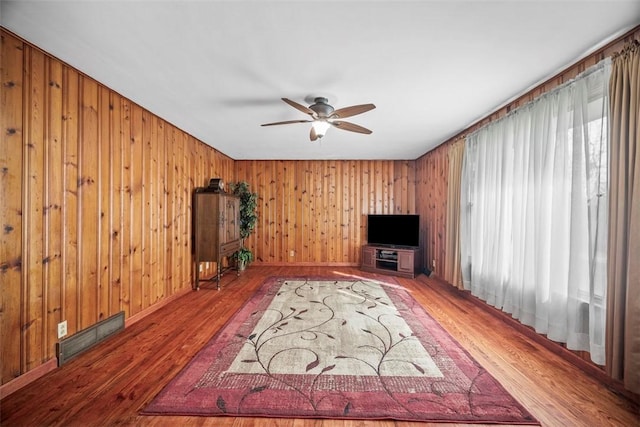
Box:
460 59 610 364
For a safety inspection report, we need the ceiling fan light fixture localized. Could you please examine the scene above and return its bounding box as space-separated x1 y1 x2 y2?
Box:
312 120 331 138
309 97 334 117
261 97 375 141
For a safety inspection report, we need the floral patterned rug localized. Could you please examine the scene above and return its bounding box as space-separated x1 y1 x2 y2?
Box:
142 276 539 424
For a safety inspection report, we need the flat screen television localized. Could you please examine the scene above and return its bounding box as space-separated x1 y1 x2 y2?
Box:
366 214 420 248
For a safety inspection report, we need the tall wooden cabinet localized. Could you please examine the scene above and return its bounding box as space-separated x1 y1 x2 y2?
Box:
193 188 241 290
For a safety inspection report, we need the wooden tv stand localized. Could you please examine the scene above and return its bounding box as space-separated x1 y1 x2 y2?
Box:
361 245 422 278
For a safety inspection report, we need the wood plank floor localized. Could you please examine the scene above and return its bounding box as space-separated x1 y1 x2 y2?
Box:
1 266 638 426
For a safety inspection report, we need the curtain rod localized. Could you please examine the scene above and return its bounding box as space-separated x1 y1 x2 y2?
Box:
612 39 640 60
466 58 611 140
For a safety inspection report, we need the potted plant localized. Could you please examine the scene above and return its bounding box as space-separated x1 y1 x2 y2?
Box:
229 181 258 271
235 247 254 271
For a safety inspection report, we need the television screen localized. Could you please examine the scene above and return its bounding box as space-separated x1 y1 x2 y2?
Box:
367 214 420 248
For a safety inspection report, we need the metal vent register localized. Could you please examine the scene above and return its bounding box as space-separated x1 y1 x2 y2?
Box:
56 312 125 366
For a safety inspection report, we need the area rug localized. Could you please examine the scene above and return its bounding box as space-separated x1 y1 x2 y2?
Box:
142 276 539 424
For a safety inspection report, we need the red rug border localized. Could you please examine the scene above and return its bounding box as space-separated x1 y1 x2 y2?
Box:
141 275 540 425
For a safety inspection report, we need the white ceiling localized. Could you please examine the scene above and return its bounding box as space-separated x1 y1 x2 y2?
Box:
2 1 639 160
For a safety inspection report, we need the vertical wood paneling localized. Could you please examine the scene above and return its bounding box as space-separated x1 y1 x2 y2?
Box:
62 64 79 339
275 161 283 262
160 120 170 298
174 132 183 290
148 115 159 304
286 161 295 262
261 161 270 262
235 160 416 266
302 161 312 261
181 134 190 283
141 110 151 309
1 32 24 382
310 162 319 262
382 161 390 213
330 162 337 262
174 131 185 291
320 161 329 261
177 130 189 286
164 128 175 295
25 46 45 370
297 163 304 261
416 144 449 275
79 76 99 331
0 30 235 385
341 162 350 262
46 57 64 358
97 86 110 321
120 99 132 317
109 93 123 315
129 104 143 315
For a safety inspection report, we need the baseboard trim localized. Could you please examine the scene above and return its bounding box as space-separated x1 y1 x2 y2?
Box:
255 261 359 267
125 286 192 327
1 285 193 399
0 358 57 399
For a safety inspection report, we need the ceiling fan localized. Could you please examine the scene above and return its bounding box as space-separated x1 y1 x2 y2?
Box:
261 97 376 141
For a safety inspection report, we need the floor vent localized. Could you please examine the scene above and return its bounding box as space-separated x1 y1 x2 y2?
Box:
56 311 125 366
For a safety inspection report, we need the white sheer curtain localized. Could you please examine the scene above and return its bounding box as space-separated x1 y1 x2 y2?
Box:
460 59 610 364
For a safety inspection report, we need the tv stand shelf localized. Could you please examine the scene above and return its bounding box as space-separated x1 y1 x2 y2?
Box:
361 245 422 278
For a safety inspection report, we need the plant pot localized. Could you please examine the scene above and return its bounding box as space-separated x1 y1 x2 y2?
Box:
237 259 247 271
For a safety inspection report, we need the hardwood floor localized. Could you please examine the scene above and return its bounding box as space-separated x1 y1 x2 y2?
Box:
1 266 638 426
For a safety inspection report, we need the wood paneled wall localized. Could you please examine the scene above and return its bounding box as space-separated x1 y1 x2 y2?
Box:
235 160 416 265
0 29 418 387
415 143 450 275
0 30 235 385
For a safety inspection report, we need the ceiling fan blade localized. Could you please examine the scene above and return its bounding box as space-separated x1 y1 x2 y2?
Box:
282 98 315 116
261 119 312 127
331 103 376 119
331 120 373 134
310 127 319 141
